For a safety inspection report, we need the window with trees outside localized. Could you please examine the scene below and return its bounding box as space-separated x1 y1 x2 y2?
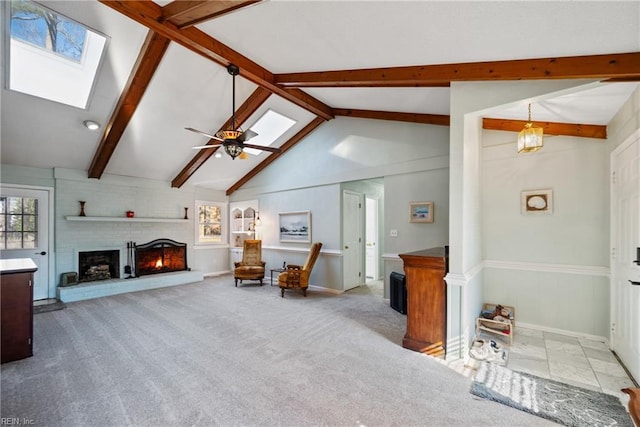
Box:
0 196 38 249
195 201 227 245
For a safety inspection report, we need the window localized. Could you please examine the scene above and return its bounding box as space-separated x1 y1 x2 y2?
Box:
7 0 108 108
243 110 296 155
0 196 38 249
195 201 227 245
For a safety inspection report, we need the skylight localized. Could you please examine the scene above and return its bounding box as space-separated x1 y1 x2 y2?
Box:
7 0 107 109
244 110 296 155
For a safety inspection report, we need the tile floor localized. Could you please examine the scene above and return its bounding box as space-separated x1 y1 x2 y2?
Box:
504 327 637 400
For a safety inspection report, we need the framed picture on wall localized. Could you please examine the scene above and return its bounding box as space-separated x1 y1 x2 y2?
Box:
279 211 311 243
409 201 434 223
521 189 553 214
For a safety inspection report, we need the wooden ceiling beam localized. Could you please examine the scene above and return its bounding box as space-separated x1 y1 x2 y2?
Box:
99 0 334 120
226 117 325 195
482 118 607 139
274 52 640 88
88 30 170 179
162 1 260 29
172 87 272 188
334 109 450 126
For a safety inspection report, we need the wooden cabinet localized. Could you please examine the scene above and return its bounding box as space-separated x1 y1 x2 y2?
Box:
1 259 37 364
399 247 447 358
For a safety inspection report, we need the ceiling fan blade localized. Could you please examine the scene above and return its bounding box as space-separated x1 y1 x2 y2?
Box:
242 143 281 153
185 127 224 142
191 143 222 149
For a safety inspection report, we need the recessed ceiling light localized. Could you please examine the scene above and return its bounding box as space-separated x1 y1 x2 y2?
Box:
214 152 223 158
83 120 100 131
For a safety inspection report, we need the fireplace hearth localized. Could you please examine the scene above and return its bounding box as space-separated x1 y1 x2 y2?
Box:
135 238 188 277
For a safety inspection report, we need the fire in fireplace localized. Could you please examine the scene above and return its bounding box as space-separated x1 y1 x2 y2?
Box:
135 238 188 277
78 250 120 282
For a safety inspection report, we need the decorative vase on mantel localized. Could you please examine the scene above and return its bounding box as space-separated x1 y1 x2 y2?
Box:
184 207 188 220
79 201 86 217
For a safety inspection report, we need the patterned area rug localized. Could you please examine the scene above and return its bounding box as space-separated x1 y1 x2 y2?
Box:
471 362 634 427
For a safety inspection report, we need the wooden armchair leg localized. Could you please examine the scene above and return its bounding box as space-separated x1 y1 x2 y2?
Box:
281 288 285 298
303 288 307 297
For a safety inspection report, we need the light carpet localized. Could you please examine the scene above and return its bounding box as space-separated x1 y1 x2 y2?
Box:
471 361 634 427
2 275 556 426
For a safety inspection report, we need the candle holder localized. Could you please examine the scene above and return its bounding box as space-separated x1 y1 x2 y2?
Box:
184 207 189 220
79 201 86 217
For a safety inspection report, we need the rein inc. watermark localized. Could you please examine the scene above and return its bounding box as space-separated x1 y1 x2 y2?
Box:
1 418 35 425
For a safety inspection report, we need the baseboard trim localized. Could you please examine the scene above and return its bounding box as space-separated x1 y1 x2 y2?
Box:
516 321 609 346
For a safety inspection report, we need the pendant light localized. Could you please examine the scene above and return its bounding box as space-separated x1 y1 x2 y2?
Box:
517 104 544 153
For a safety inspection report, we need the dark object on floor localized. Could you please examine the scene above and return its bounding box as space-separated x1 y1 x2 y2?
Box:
622 388 640 426
390 271 407 314
59 272 77 287
34 301 66 315
471 362 634 427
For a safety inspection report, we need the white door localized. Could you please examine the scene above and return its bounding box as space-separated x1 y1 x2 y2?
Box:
343 191 362 291
611 131 640 383
365 197 379 280
1 187 51 300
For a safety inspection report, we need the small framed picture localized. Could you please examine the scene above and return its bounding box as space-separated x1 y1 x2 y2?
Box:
521 189 553 214
409 202 434 223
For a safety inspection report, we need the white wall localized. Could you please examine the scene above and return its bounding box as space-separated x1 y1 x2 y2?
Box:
482 132 610 337
232 116 451 294
447 79 607 354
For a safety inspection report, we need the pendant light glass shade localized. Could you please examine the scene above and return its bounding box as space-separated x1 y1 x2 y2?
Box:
224 142 243 160
517 104 544 153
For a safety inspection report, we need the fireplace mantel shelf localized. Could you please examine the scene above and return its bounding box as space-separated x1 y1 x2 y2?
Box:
65 216 188 223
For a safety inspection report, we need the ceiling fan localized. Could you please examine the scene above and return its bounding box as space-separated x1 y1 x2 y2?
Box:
186 64 281 160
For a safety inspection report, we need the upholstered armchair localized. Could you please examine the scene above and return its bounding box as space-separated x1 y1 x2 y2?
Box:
234 240 266 287
278 242 322 297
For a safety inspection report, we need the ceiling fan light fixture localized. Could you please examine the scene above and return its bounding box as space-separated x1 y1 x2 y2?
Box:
224 142 243 160
216 129 242 140
517 104 544 153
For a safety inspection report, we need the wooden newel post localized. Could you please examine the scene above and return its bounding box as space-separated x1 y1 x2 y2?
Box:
399 247 448 358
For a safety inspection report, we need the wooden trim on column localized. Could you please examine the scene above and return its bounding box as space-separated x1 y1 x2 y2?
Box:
226 116 326 195
171 87 272 188
334 109 450 126
88 30 170 179
162 1 260 28
99 0 334 120
275 52 640 87
482 118 607 139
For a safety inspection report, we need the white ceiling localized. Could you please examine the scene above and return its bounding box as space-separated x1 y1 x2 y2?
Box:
1 1 639 190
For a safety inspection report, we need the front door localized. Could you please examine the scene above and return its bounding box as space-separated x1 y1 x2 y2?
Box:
0 187 51 300
611 130 640 383
343 191 362 291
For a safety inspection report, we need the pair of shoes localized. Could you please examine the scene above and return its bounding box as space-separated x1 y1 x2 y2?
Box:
469 338 489 360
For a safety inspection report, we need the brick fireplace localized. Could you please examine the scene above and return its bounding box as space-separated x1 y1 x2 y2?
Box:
78 250 120 282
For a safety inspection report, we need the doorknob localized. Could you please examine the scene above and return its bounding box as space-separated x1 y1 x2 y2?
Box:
630 280 640 286
35 251 46 256
345 246 349 249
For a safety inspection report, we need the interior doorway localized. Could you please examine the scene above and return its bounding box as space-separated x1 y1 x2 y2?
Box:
365 197 379 280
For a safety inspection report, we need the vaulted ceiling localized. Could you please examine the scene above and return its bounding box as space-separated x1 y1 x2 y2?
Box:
2 1 639 195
